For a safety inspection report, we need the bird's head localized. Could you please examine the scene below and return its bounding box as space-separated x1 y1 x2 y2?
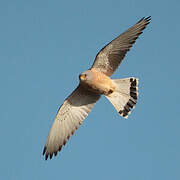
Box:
79 70 93 83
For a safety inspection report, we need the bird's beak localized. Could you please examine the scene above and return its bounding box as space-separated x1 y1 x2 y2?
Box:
80 74 86 81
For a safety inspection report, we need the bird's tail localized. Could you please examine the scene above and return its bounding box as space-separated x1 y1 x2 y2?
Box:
105 78 138 118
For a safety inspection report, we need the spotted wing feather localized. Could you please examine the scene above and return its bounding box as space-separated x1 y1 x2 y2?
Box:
91 16 151 76
43 85 100 160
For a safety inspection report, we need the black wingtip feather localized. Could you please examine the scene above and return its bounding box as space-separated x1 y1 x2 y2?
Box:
144 16 151 25
50 153 53 159
58 145 62 151
145 16 151 21
137 16 151 25
43 146 46 155
137 17 145 23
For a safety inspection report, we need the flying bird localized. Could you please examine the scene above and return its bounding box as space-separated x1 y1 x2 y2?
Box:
43 16 151 160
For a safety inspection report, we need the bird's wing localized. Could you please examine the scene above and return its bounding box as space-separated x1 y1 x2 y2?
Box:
43 85 100 160
91 16 151 76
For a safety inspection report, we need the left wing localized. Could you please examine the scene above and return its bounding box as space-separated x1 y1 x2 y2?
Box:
91 16 151 76
43 85 100 160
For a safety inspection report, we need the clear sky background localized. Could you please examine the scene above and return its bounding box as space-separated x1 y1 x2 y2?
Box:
0 0 179 179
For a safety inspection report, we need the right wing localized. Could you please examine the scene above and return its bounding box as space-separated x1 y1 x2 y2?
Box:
91 16 151 76
43 85 100 160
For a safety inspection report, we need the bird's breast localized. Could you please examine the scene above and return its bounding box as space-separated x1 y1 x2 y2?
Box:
82 69 115 95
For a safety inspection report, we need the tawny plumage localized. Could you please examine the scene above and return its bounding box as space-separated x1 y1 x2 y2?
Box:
43 16 151 160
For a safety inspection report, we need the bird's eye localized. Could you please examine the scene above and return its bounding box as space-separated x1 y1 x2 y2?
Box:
79 74 87 81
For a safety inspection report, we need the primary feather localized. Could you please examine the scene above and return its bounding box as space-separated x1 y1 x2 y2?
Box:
43 85 100 160
91 16 151 76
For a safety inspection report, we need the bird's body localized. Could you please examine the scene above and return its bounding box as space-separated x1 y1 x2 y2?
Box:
80 68 115 95
43 16 151 160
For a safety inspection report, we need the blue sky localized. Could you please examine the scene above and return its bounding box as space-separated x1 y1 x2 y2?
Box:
0 0 179 179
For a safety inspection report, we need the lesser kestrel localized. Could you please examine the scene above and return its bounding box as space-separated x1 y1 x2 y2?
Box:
43 16 151 160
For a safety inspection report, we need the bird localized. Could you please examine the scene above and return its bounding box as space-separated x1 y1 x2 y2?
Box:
43 16 151 160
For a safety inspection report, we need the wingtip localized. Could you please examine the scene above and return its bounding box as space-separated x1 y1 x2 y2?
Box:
138 16 151 24
43 145 63 160
50 153 53 159
145 16 151 21
43 146 46 155
43 146 49 160
144 16 151 25
45 154 48 160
